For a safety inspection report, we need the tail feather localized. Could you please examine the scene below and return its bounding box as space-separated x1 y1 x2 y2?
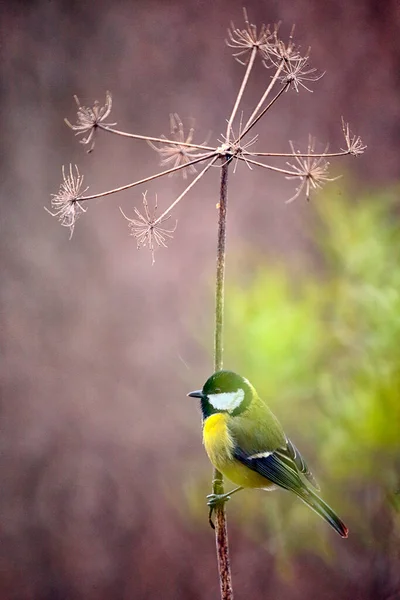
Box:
296 487 349 538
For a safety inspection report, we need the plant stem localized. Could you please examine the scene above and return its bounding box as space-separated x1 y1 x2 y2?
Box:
226 46 258 140
98 124 215 151
241 60 285 136
153 155 219 226
245 150 352 158
238 155 299 176
237 82 289 141
213 159 233 600
79 153 217 202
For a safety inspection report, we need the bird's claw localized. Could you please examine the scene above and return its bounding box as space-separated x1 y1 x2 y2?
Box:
206 493 231 529
206 493 231 508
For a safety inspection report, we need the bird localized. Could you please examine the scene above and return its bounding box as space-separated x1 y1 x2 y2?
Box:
188 369 348 538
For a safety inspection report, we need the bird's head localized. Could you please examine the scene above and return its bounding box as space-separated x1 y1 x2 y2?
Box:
188 370 253 419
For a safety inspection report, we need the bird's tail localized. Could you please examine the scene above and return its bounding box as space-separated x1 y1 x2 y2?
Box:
296 487 349 538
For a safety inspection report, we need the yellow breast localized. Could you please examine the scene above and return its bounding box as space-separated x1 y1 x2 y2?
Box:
202 413 274 489
203 413 234 469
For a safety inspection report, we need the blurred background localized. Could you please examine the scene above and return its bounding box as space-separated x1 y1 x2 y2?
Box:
1 0 400 598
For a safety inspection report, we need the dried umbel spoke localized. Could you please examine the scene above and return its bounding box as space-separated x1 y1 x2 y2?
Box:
65 91 116 152
285 137 338 203
341 118 367 156
277 55 324 92
148 114 208 179
120 192 177 264
46 165 88 238
226 8 272 63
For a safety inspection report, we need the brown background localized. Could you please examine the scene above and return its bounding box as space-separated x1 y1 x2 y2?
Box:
1 0 399 598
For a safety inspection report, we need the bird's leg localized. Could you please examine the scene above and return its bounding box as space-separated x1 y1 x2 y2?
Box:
207 486 244 529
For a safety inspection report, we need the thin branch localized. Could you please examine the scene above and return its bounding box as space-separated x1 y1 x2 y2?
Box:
214 161 228 372
238 155 299 176
79 152 218 202
98 123 215 152
245 149 355 158
213 159 233 600
239 60 285 140
153 155 219 225
237 81 289 141
226 45 258 139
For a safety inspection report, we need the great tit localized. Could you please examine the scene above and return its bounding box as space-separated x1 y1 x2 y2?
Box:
188 369 348 538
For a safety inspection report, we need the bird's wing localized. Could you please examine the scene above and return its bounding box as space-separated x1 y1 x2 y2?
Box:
286 438 319 490
235 442 348 538
234 437 319 493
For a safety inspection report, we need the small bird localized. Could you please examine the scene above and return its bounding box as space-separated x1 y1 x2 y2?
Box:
188 370 348 538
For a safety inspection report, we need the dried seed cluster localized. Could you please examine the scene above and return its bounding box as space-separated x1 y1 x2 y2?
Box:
49 9 365 261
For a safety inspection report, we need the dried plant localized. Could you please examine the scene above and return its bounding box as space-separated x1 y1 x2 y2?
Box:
226 7 273 63
285 137 339 203
277 55 325 92
264 25 302 63
148 114 209 179
65 91 116 152
51 13 364 255
49 8 365 600
120 193 177 265
45 165 88 238
341 117 367 156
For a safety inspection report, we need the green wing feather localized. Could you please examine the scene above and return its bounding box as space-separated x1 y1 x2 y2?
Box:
227 392 348 537
285 438 320 490
234 445 348 538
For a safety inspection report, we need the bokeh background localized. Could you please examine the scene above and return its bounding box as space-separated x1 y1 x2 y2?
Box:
1 0 400 598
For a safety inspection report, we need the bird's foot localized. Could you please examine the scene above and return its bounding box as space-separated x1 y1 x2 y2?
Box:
206 492 231 530
206 492 232 508
206 486 243 529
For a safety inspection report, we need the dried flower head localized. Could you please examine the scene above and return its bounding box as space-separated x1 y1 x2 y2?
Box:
120 192 177 264
148 114 207 179
262 25 302 65
64 91 116 152
277 55 324 92
285 137 338 203
218 115 259 172
341 118 367 156
46 165 88 238
226 8 272 63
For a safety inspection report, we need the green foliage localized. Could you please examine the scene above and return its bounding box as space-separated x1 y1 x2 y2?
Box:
222 184 400 548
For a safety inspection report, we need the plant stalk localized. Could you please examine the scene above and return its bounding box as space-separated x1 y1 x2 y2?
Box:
98 123 215 151
226 46 258 140
213 159 233 600
80 153 217 202
241 60 285 136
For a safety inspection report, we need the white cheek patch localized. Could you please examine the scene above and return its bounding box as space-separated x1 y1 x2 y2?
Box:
208 388 245 413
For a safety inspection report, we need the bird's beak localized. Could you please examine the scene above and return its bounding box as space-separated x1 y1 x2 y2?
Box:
187 389 203 399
